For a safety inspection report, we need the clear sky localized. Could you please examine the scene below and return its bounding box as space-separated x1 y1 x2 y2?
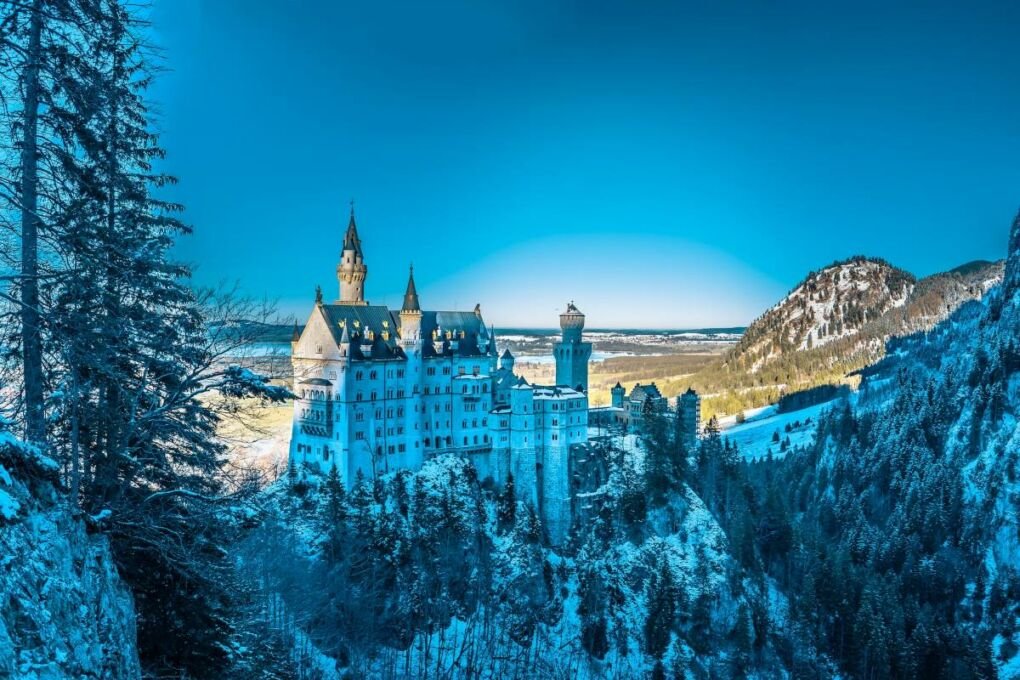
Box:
150 0 1020 328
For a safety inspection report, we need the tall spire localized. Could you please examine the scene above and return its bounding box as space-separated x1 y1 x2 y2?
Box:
337 200 368 304
401 264 420 313
343 200 363 257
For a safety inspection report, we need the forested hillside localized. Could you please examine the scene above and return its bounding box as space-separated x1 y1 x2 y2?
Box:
247 432 788 678
728 211 1020 677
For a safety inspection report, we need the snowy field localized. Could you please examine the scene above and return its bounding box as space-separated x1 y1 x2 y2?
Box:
718 400 840 460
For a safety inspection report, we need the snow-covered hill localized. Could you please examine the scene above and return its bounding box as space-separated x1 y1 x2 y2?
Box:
760 211 1020 677
728 256 1003 376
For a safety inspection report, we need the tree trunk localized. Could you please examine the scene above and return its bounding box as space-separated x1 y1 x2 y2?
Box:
20 0 45 446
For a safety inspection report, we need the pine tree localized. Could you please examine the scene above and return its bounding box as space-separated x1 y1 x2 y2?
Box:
320 465 348 562
643 556 676 660
20 2 289 674
497 471 516 533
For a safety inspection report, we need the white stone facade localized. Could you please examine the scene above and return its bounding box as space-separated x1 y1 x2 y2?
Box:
288 210 590 543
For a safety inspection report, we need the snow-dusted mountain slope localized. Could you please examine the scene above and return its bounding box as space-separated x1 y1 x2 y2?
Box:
727 255 1003 376
0 431 140 678
763 211 1020 677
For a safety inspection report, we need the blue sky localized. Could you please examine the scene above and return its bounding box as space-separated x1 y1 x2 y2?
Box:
151 0 1020 328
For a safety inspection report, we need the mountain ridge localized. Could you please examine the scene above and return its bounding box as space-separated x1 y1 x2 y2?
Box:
726 255 1003 377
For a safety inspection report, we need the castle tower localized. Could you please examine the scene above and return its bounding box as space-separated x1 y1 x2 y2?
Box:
611 382 625 408
554 301 593 393
399 265 424 468
398 264 422 342
510 383 538 507
336 204 368 304
499 348 515 372
677 388 702 454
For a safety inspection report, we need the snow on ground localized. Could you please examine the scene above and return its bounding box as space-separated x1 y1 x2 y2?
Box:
719 400 837 460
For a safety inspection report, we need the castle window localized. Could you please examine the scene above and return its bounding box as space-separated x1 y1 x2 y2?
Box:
443 366 451 375
552 434 558 441
472 365 479 375
323 448 330 460
316 345 322 354
388 445 395 454
473 435 478 444
427 367 436 376
355 431 364 440
463 437 468 445
371 391 377 401
356 392 363 402
375 408 382 418
398 443 406 452
445 386 451 393
397 369 404 378
397 407 404 417
552 418 558 426
425 437 431 447
462 420 467 428
355 411 365 422
370 370 377 379
387 409 393 418
458 366 466 376
482 384 488 393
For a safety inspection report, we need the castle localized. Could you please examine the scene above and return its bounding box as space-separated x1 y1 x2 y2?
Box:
288 209 591 541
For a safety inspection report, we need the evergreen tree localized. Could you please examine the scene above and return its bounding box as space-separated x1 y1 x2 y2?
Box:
497 471 516 533
4 2 290 673
643 556 676 661
320 465 348 562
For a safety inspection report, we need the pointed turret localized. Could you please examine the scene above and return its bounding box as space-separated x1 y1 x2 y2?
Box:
402 265 421 312
291 322 301 343
342 203 363 256
337 201 368 304
338 320 352 358
399 264 423 347
499 347 515 372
